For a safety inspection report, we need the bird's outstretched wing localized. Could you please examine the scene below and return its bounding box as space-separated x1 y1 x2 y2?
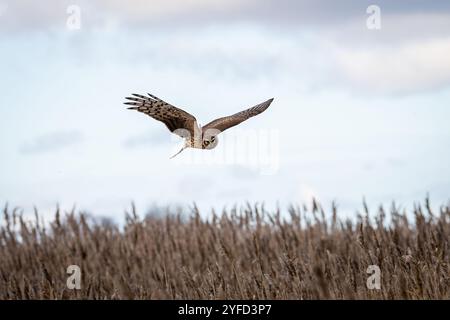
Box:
202 98 274 135
124 93 198 138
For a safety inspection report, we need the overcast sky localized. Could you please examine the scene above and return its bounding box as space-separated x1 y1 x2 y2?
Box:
0 0 449 221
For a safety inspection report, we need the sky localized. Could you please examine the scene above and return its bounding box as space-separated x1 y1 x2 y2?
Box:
0 0 449 221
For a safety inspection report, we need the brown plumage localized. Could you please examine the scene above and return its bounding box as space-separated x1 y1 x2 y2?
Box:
124 93 274 158
202 98 274 133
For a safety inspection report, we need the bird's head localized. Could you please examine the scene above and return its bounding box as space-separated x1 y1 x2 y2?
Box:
202 135 218 150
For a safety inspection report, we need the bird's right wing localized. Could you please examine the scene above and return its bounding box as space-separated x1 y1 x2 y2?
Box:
125 93 198 139
202 98 274 135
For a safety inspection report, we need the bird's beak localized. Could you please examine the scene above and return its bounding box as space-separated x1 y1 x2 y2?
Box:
170 146 187 159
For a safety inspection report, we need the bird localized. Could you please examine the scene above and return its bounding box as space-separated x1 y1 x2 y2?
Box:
124 93 274 158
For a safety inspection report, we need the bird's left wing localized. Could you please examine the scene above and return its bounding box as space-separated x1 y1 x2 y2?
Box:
124 93 198 139
202 98 274 135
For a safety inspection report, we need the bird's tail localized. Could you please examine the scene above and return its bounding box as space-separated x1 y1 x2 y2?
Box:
170 145 187 159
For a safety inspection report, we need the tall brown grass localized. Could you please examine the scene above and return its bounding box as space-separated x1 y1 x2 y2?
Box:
0 199 448 299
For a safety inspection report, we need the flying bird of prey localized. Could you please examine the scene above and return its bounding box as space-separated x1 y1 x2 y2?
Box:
124 93 274 158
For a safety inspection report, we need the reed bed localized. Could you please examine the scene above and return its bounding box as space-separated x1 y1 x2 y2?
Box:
0 199 448 299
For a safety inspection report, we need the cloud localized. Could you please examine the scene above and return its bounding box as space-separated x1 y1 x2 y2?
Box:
102 15 450 96
19 130 83 154
0 0 252 31
2 1 450 101
4 13 450 97
333 37 450 95
2 0 450 32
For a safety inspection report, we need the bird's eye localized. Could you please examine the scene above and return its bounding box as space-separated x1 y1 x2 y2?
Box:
204 141 210 145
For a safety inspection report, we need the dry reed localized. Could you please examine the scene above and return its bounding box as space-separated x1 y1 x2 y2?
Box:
0 199 448 299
